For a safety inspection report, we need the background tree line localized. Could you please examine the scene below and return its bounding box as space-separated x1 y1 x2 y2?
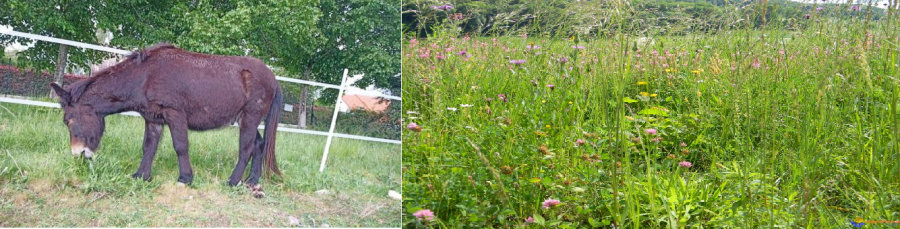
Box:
402 0 893 38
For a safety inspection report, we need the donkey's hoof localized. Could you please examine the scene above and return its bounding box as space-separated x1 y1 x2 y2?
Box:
251 190 266 198
131 173 152 181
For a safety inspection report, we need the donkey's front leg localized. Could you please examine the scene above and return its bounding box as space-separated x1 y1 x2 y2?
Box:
132 121 163 181
163 110 193 185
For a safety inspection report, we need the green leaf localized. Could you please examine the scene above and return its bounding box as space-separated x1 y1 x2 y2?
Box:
528 178 542 183
588 218 601 227
623 97 639 103
639 108 669 117
533 213 546 226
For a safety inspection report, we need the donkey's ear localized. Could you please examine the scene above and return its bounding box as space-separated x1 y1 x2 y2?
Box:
50 83 71 105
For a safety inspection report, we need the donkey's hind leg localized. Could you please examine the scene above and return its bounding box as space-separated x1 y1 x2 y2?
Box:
228 113 265 186
246 132 265 185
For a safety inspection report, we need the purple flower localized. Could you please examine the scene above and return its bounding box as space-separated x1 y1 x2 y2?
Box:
542 198 561 209
413 209 435 222
498 94 507 102
509 60 526 64
526 45 541 49
816 6 824 11
558 57 568 63
575 139 586 146
457 51 467 55
571 45 585 49
679 161 692 168
680 142 687 147
850 5 860 11
546 84 555 90
407 123 422 132
430 4 454 11
805 14 811 19
525 217 535 223
644 129 657 135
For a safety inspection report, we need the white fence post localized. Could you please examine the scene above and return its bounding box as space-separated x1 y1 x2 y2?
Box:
319 69 349 172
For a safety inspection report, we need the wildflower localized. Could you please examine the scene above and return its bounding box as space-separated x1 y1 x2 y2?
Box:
680 142 687 147
682 149 690 155
460 104 473 108
546 84 555 91
558 57 568 63
667 154 676 159
640 92 649 97
679 161 692 168
644 129 658 135
545 125 550 128
498 94 507 102
805 14 811 19
850 5 860 11
457 51 467 56
525 217 535 224
630 137 642 144
413 209 435 222
571 45 585 49
816 6 824 11
650 94 657 98
650 137 661 143
637 81 648 85
751 59 761 69
407 123 422 132
541 100 546 103
501 165 513 174
542 198 561 209
509 60 526 65
691 70 700 74
447 107 458 111
430 4 454 11
575 139 586 146
526 45 541 49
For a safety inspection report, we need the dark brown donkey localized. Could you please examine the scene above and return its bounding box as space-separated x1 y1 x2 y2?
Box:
50 43 282 194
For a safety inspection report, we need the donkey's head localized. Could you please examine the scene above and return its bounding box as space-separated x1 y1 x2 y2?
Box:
50 82 105 159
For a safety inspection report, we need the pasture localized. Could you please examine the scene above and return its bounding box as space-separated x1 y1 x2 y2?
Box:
0 103 401 227
401 7 900 228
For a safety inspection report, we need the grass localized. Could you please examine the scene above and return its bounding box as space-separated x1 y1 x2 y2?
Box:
401 3 900 228
0 102 401 227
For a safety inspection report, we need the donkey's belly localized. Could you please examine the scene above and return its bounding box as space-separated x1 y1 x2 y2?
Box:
185 102 245 131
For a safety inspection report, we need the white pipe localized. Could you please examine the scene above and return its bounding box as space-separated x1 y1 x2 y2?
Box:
319 69 350 172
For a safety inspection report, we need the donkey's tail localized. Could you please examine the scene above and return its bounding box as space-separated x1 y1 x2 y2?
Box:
263 84 283 176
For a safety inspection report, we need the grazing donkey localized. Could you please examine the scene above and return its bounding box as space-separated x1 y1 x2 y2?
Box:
50 43 282 195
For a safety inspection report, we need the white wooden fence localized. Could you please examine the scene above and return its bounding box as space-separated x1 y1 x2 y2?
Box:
0 29 400 172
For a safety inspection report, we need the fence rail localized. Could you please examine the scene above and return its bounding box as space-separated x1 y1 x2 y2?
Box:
0 29 401 172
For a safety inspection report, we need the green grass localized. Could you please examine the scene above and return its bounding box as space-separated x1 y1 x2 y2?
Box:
0 102 401 227
401 5 900 228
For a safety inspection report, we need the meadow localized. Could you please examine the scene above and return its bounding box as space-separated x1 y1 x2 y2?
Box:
0 103 401 227
401 3 900 228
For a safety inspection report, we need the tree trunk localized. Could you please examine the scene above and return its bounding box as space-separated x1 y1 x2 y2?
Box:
297 67 311 129
50 44 69 99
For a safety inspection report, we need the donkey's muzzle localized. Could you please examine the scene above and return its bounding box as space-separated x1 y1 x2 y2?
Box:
70 142 94 159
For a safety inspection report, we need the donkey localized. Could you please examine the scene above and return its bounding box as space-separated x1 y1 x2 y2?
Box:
49 43 283 195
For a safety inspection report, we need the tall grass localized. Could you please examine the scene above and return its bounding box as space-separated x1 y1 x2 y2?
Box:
402 1 899 228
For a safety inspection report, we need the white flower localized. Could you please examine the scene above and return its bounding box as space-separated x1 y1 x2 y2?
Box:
406 111 419 114
447 107 458 111
460 104 473 108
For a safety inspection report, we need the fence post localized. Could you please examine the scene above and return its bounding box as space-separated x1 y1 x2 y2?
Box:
319 69 349 172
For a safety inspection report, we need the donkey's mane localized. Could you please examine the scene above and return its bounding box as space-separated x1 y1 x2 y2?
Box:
67 43 177 102
91 43 177 79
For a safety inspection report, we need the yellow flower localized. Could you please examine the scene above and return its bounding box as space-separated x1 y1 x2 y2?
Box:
640 92 649 97
570 36 575 41
545 125 551 128
665 69 671 73
541 100 546 103
650 94 658 97
691 70 700 74
625 116 635 121
568 101 573 104
637 81 648 85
